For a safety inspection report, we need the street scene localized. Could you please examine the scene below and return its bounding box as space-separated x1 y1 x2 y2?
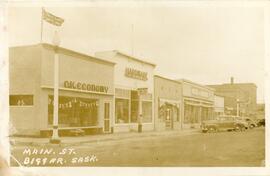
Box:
0 3 267 176
11 127 265 167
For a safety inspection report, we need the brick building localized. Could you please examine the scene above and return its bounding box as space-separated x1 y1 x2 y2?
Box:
208 78 257 117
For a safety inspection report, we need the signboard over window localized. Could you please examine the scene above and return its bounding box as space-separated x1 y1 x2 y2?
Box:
125 68 148 81
64 81 109 94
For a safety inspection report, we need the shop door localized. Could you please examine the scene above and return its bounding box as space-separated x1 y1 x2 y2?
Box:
104 102 111 133
165 108 173 129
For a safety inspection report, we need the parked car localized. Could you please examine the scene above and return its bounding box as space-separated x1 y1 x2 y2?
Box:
201 115 248 133
240 117 257 129
256 119 265 127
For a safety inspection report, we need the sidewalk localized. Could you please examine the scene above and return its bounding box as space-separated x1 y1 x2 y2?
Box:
10 128 201 147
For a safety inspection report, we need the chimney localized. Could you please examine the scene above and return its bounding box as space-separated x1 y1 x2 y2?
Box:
230 77 234 84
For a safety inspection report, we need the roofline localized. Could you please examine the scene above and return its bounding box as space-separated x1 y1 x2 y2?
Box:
177 79 215 91
154 75 182 85
9 43 116 66
113 50 156 67
208 83 257 88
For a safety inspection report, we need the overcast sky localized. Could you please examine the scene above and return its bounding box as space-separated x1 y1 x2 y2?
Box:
8 4 265 103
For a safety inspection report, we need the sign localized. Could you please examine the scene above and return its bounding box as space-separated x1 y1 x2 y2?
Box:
64 81 109 93
125 68 148 81
137 88 148 95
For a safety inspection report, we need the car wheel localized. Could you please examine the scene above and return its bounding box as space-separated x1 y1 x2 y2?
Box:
249 124 255 129
208 127 217 133
235 125 241 132
240 126 246 132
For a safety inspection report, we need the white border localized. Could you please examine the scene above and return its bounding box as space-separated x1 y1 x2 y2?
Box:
1 1 270 176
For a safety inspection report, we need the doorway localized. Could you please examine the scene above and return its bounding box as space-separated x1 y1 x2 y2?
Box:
104 102 111 133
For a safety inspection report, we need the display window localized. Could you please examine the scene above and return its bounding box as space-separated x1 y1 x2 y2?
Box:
184 104 199 124
115 98 129 123
48 95 98 127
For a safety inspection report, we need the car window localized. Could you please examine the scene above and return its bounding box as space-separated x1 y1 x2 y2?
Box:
219 117 226 121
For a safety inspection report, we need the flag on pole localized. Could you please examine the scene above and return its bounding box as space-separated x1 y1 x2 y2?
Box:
42 8 64 26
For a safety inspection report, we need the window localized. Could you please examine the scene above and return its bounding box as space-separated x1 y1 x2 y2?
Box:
9 95 33 106
142 101 152 123
48 96 98 127
115 98 129 123
184 104 199 123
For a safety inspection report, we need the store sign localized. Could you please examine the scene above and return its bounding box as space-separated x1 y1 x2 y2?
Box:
125 68 148 81
64 81 109 93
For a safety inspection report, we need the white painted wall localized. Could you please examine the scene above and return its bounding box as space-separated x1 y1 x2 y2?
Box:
214 95 225 112
96 51 155 93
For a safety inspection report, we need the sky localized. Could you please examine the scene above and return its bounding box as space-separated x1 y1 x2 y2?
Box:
8 3 266 103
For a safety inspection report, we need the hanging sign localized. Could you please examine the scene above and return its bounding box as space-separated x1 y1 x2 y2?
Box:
63 81 109 93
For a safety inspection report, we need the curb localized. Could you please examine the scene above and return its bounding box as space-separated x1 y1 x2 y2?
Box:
11 129 201 147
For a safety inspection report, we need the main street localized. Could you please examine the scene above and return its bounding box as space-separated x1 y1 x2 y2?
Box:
11 127 265 167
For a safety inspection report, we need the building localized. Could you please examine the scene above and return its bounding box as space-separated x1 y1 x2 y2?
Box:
214 95 225 116
95 50 156 133
208 77 257 117
256 103 265 119
177 79 215 129
154 75 182 131
9 44 115 136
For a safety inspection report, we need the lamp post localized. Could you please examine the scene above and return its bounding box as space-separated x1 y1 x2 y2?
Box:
236 99 240 117
50 31 61 144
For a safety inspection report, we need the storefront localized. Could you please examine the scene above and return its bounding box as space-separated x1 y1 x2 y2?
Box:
178 79 215 129
154 75 182 131
96 50 155 133
9 44 115 136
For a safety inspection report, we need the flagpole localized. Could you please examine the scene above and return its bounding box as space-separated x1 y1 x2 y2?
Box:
40 7 44 43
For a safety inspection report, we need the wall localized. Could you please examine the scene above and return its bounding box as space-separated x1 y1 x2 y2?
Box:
214 95 224 114
182 80 214 102
41 45 114 95
9 45 42 135
154 76 182 131
96 51 155 93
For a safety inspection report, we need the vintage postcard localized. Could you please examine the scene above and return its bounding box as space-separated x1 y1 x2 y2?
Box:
0 1 269 176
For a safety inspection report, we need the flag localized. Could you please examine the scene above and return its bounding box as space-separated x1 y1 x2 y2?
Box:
42 8 64 27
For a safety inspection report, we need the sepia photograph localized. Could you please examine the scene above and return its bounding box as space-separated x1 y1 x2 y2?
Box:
0 1 269 176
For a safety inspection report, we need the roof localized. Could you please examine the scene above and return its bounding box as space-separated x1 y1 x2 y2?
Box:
208 83 257 88
96 50 156 67
154 75 182 85
176 79 215 91
9 43 116 66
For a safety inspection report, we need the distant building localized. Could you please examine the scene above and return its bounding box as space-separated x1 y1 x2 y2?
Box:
208 77 257 117
256 103 265 119
214 95 224 116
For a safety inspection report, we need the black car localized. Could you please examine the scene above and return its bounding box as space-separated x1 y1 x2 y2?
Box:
257 119 265 127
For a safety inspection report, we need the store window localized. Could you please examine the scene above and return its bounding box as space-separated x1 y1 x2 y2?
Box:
115 98 129 123
48 96 98 127
184 104 199 124
9 95 33 106
142 101 152 123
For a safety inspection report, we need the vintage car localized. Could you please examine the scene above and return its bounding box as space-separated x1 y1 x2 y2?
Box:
201 115 248 133
236 117 257 129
